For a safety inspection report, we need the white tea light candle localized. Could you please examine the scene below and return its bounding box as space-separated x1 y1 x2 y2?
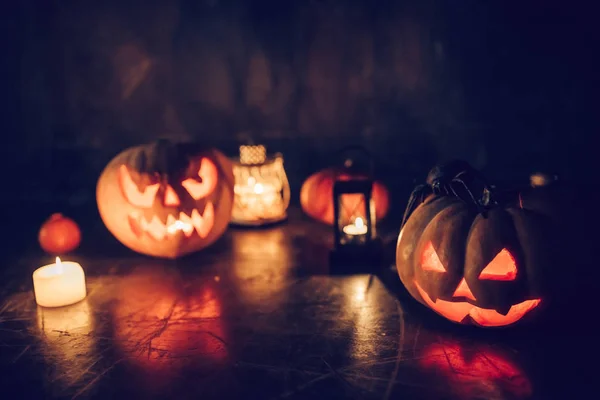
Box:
342 217 368 236
33 257 87 308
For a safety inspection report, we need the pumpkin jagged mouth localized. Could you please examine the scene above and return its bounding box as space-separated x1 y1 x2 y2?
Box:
128 203 214 241
414 280 541 327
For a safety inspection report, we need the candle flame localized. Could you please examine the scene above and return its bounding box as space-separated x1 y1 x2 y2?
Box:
355 217 364 228
55 256 63 274
253 183 264 194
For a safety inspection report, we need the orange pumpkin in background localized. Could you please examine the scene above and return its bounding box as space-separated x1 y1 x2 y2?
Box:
39 213 81 254
300 167 390 225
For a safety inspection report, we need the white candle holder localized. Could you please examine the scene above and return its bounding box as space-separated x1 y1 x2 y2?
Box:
33 257 87 308
230 145 290 226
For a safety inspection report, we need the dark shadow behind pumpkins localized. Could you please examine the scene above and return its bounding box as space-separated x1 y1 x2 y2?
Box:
518 179 600 330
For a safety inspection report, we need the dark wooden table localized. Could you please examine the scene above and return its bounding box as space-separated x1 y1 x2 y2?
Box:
0 207 595 400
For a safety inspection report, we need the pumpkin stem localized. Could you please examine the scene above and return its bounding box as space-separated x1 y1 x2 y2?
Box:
132 139 200 178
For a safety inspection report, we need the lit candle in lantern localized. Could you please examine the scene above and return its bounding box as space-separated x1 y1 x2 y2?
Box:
342 217 368 236
329 158 383 270
33 257 87 308
231 145 290 226
251 180 278 207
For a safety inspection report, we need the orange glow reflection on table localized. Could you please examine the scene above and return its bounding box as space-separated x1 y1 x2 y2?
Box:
35 300 96 388
342 275 380 362
231 229 292 307
113 269 227 381
419 339 533 399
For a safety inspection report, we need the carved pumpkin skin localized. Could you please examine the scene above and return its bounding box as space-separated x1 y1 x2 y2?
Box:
300 168 390 225
97 141 234 259
396 195 551 327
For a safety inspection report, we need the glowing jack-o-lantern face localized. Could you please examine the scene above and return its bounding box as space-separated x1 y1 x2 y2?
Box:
118 158 218 239
97 140 234 258
415 242 540 326
396 195 549 327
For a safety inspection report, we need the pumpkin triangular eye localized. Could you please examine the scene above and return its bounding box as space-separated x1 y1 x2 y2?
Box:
181 158 218 200
478 249 517 281
421 241 447 272
119 165 160 208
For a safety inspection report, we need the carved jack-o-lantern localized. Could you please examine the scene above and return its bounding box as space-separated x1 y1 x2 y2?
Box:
396 195 548 327
97 140 234 258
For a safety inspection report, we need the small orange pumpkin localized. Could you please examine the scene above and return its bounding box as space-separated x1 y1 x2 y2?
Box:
39 213 81 254
300 167 390 225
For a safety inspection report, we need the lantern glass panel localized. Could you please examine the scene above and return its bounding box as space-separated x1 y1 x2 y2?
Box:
329 173 383 269
336 191 375 246
231 145 290 226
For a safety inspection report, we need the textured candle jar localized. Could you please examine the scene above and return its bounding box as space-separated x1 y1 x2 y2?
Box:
230 144 290 226
33 257 87 308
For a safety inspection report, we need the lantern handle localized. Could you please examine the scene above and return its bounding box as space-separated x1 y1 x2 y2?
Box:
335 145 375 176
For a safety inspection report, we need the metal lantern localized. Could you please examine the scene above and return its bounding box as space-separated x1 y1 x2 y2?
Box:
329 147 382 269
333 179 377 246
230 144 290 226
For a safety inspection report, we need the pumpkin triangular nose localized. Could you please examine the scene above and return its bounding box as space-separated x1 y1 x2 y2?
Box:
453 278 476 301
164 185 180 206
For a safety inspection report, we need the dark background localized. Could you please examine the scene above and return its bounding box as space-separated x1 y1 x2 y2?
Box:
1 0 597 249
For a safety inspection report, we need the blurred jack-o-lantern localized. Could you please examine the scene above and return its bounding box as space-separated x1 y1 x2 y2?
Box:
396 194 550 327
96 140 234 258
300 147 389 225
113 267 228 383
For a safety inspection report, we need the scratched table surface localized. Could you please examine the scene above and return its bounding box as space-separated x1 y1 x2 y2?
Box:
0 206 597 400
